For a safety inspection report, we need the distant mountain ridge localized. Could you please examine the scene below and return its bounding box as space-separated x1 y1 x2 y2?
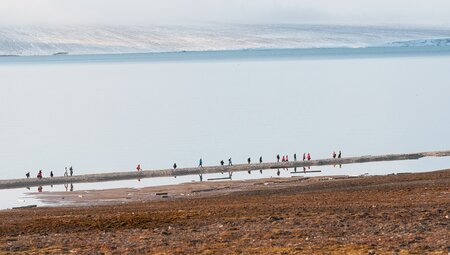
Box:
1 25 450 56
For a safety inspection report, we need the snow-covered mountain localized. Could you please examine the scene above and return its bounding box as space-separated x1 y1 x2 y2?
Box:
1 25 450 56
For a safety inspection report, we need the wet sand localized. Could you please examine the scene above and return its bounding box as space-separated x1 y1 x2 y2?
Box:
0 169 449 254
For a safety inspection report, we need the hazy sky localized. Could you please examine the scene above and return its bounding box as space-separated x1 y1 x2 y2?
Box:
1 0 450 27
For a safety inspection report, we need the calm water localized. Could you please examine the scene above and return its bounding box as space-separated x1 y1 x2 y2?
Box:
1 47 450 209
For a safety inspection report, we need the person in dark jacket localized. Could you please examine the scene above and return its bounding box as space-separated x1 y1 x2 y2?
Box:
228 158 232 166
221 160 225 166
338 151 342 158
277 154 280 162
69 166 73 176
247 157 251 164
173 163 177 169
259 156 263 163
26 172 30 178
50 171 54 177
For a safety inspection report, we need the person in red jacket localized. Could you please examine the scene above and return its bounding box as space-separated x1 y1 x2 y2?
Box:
307 153 311 161
332 151 336 159
136 164 141 171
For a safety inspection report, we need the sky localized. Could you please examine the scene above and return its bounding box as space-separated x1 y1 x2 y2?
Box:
0 0 450 27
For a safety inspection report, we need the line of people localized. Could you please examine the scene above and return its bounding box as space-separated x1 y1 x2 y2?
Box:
26 150 344 180
26 166 74 179
135 150 342 175
277 153 312 162
168 151 337 170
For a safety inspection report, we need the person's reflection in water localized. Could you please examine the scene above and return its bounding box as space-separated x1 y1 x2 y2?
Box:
248 170 251 174
64 183 68 191
294 167 297 172
26 187 30 190
38 186 43 192
303 167 306 173
260 169 262 174
70 183 74 192
277 169 280 176
199 174 203 182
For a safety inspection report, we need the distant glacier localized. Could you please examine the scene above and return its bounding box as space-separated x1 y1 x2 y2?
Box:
1 24 450 56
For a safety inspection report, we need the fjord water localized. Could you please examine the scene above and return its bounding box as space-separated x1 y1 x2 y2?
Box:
1 48 450 182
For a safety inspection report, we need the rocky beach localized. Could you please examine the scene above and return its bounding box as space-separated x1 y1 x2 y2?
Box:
1 169 449 254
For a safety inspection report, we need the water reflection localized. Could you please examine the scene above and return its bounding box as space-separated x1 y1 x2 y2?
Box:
1 157 448 211
63 183 75 192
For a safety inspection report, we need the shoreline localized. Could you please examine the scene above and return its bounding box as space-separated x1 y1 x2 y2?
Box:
1 169 449 254
2 45 450 64
27 168 450 209
31 174 357 208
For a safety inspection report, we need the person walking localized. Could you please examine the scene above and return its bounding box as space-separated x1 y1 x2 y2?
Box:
228 158 232 166
37 170 42 179
69 166 73 176
303 153 306 161
26 172 30 178
50 171 54 177
247 157 251 164
332 151 336 159
64 167 68 177
173 163 177 169
338 151 342 159
307 153 311 161
294 153 297 161
259 156 263 163
277 154 280 162
199 158 203 167
282 155 285 162
221 160 225 166
286 155 289 162
136 164 141 172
